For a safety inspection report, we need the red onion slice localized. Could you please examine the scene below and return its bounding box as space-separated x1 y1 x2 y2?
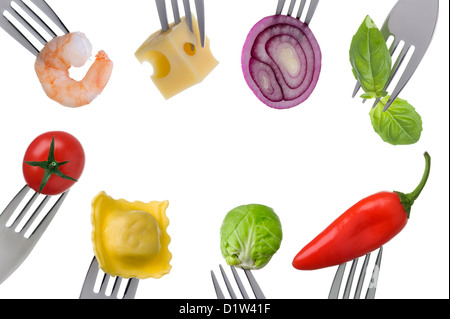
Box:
242 15 322 109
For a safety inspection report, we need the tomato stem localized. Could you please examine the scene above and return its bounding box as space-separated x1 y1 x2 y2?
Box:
24 136 78 193
395 152 431 218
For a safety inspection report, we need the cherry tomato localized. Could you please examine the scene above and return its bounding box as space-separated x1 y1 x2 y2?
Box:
22 131 85 195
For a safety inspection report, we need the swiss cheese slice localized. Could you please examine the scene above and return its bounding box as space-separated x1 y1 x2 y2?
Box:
135 16 218 99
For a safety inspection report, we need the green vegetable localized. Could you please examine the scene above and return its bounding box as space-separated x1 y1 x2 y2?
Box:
220 204 283 270
370 96 423 145
350 15 392 99
350 15 424 145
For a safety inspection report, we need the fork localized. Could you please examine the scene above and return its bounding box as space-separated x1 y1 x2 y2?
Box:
79 256 139 299
276 0 320 25
329 247 383 299
155 0 205 47
353 0 439 111
0 185 68 285
0 0 69 56
211 264 265 299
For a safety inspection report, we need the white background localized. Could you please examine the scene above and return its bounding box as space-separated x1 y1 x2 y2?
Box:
0 0 448 299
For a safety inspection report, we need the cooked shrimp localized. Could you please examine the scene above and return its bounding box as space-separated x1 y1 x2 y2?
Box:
34 32 113 108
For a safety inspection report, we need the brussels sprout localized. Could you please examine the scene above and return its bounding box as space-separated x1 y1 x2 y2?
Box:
220 204 283 270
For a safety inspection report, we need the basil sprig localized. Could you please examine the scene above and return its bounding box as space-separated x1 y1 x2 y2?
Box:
370 96 423 145
350 16 423 145
350 16 391 99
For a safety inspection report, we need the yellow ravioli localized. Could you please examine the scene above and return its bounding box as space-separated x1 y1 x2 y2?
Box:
91 191 171 279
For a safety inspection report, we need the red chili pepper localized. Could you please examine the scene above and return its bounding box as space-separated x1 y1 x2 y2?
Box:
292 152 431 271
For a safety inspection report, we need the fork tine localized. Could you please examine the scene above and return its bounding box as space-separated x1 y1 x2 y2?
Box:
366 247 383 299
304 0 319 25
296 0 306 20
110 276 123 298
387 37 401 56
219 264 237 299
27 191 68 238
79 256 100 297
352 82 361 98
212 265 266 299
7 5 47 45
80 256 139 299
27 0 69 33
98 273 111 295
369 41 402 107
211 270 226 299
230 266 249 299
329 248 383 299
371 45 411 109
21 195 51 234
155 0 204 46
171 0 181 24
244 269 265 299
0 17 39 55
329 263 346 299
0 185 30 224
382 50 423 112
372 96 382 109
15 0 56 38
182 0 195 52
182 0 193 33
276 0 286 15
123 278 140 299
354 253 371 299
155 0 169 31
194 0 205 47
287 0 296 16
342 258 358 299
9 191 40 230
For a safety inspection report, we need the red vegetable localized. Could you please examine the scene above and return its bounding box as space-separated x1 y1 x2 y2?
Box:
293 152 431 270
23 131 85 195
241 15 321 109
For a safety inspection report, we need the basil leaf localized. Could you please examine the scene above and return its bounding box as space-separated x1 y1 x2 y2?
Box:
350 16 392 98
369 96 423 145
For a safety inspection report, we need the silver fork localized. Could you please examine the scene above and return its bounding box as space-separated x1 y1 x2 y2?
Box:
353 0 439 111
0 0 69 56
211 265 265 299
329 247 383 299
0 185 69 285
155 0 205 47
276 0 320 25
79 256 140 299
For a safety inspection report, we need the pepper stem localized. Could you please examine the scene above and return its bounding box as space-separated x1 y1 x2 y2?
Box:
395 152 431 218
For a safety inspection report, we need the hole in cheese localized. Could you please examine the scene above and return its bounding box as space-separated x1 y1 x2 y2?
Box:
142 50 171 78
183 42 196 56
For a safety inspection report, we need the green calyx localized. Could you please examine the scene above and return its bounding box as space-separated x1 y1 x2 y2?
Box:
25 136 77 193
395 152 431 218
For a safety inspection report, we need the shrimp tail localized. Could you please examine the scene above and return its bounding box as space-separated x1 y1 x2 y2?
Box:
80 50 113 103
